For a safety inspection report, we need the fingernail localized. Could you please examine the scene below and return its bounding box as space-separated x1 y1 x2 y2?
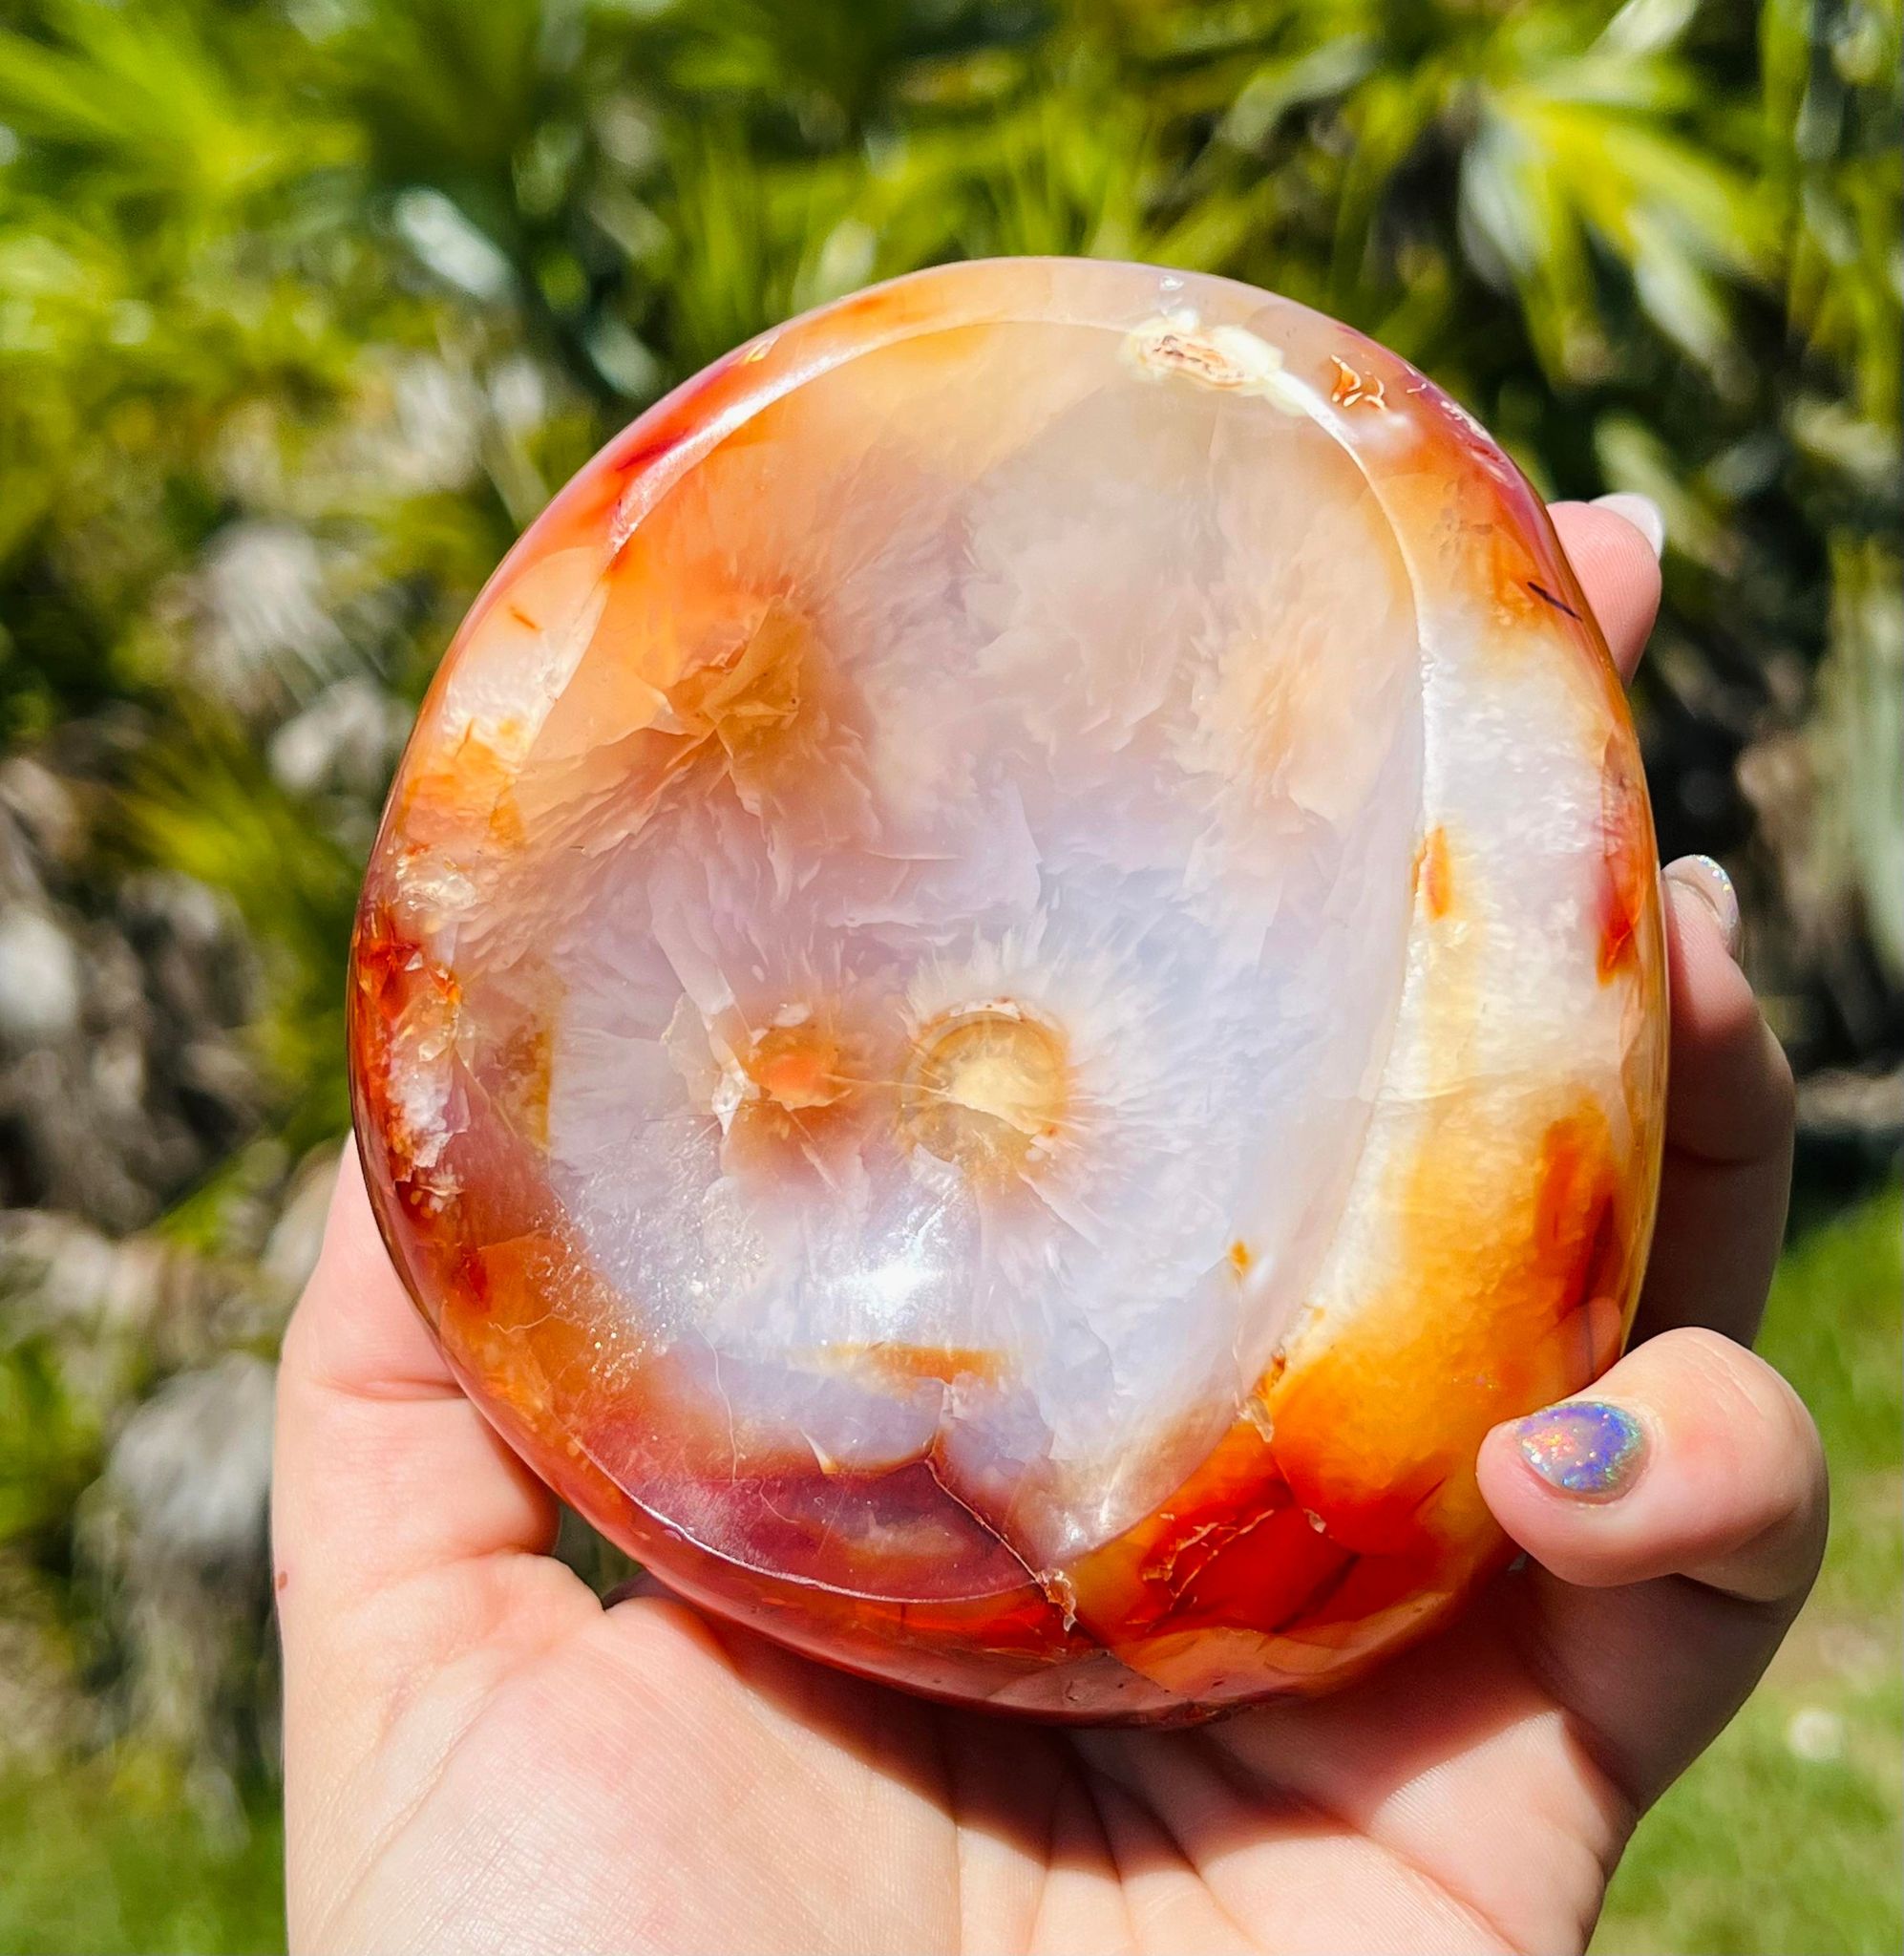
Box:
1592 492 1666 559
1513 1401 1648 1499
1664 853 1743 962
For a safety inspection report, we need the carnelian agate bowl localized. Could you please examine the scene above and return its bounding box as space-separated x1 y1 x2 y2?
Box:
349 259 1667 1722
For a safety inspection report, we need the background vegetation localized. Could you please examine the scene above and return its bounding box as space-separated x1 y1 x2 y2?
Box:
0 1 1897 1950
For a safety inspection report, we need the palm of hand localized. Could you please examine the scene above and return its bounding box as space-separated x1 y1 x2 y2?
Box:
283 1454 1788 1956
277 504 1818 1956
289 1543 1628 1954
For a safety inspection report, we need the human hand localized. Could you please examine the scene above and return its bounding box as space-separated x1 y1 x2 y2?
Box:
274 496 1819 1955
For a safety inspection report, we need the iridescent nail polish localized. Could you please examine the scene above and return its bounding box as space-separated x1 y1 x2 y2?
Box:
1514 1401 1646 1499
1664 854 1744 962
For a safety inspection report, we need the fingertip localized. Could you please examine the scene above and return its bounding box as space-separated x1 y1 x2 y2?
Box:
1590 493 1666 560
280 1138 457 1402
312 1138 391 1296
1664 875 1758 1064
1550 500 1664 682
1478 1330 1827 1605
1662 855 1742 963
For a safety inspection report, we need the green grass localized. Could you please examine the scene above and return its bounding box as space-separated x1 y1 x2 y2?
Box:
0 1758 283 1956
0 1194 1895 1956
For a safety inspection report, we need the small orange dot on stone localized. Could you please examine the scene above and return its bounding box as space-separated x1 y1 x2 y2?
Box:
1414 825 1454 920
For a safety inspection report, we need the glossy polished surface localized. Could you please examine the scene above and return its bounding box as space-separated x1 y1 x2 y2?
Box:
349 259 1667 1721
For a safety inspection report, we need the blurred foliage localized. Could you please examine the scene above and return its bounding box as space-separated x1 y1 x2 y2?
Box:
0 0 1897 1097
0 1755 285 1955
0 0 1898 1950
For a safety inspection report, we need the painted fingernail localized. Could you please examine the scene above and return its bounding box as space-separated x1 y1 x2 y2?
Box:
1592 492 1666 559
1664 853 1743 962
1513 1401 1647 1499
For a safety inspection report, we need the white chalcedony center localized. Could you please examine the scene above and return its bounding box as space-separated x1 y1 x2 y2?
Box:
491 316 1423 1563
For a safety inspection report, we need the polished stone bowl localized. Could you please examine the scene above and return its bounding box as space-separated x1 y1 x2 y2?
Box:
349 259 1666 1722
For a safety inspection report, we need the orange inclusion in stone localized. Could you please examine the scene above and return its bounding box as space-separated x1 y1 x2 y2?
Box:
1415 825 1456 921
1597 732 1657 983
747 1027 846 1112
1043 1086 1634 1708
832 1345 1006 1387
1267 1093 1637 1559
